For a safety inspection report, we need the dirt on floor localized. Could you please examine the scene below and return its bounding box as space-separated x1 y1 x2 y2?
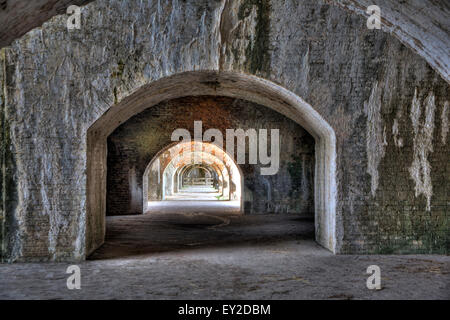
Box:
0 213 448 300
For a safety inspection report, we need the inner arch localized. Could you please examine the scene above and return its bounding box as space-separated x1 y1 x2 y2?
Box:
142 141 243 213
87 71 337 255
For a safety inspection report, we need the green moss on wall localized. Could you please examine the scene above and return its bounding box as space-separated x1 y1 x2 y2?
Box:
0 48 19 262
238 0 271 76
287 155 303 197
0 48 6 261
111 60 125 78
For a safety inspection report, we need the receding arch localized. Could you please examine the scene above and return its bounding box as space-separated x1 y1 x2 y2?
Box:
87 71 337 255
176 163 224 195
142 141 243 212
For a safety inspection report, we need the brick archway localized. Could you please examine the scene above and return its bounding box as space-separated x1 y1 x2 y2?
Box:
142 141 244 213
87 71 337 256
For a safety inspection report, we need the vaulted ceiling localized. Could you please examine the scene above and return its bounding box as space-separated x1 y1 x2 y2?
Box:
0 0 93 47
1 0 449 81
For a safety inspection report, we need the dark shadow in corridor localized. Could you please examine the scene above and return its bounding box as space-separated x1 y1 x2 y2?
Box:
88 212 314 260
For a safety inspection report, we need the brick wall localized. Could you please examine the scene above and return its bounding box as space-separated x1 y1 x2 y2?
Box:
107 96 315 216
1 0 448 261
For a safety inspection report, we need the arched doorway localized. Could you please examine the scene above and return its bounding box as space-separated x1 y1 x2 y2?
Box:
87 71 337 255
142 141 244 213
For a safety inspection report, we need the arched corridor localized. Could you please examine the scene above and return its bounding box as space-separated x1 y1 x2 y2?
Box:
1 0 449 302
143 140 243 214
85 71 337 258
143 141 242 204
97 92 319 258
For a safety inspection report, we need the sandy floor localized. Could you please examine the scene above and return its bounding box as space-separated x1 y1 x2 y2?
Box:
164 186 224 201
0 211 448 300
146 200 241 214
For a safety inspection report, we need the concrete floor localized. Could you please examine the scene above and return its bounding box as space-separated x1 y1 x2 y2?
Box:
0 210 448 300
164 186 223 201
147 200 241 215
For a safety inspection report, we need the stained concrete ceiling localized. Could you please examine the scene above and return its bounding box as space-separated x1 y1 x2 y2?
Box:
0 0 94 48
329 0 450 83
0 0 449 81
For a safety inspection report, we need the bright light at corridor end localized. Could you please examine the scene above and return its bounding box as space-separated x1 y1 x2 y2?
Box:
143 140 244 212
171 121 280 175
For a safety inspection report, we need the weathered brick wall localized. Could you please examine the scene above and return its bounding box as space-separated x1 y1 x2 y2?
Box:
0 52 4 261
328 40 450 254
265 1 449 254
107 96 315 216
343 68 450 254
0 0 448 261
